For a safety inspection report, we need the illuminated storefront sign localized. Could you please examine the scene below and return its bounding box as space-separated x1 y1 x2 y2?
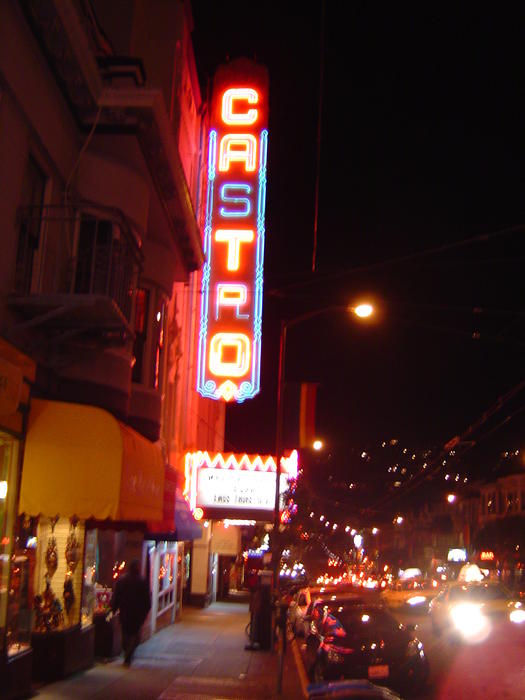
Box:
447 548 467 562
480 550 495 561
197 59 269 402
184 450 298 520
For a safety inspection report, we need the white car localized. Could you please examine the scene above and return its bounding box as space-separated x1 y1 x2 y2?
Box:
428 580 521 641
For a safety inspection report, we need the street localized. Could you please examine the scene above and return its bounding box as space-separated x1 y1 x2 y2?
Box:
295 605 525 699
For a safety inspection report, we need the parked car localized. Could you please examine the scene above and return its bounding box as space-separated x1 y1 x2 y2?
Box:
428 580 523 641
307 678 403 699
289 584 357 636
305 597 429 694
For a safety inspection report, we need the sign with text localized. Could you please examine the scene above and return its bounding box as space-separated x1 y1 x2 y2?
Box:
197 467 278 510
197 58 269 402
185 451 298 521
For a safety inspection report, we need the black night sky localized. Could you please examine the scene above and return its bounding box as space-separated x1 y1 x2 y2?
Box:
191 2 525 495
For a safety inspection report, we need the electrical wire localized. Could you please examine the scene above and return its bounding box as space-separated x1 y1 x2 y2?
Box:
267 223 525 299
370 380 525 510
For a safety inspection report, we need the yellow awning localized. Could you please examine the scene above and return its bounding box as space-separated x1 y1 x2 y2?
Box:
19 399 164 522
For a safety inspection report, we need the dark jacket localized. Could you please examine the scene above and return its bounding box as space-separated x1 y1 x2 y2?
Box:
111 571 151 634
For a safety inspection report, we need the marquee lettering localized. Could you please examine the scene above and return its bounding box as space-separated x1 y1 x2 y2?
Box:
197 59 269 402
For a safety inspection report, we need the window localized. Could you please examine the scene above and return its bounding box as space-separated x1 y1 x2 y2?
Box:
74 218 113 295
14 156 47 293
152 298 165 390
73 216 136 322
498 492 505 515
132 288 150 384
132 287 166 389
507 491 518 513
487 492 496 514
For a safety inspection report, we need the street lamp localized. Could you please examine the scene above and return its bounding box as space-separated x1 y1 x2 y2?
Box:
354 303 374 318
272 302 374 586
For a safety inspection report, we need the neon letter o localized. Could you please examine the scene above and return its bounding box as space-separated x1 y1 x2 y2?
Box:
209 333 251 377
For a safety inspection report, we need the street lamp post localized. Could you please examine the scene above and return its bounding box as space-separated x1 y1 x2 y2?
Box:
270 303 373 694
272 303 374 588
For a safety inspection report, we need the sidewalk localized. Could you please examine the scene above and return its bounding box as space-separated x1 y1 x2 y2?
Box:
30 601 307 700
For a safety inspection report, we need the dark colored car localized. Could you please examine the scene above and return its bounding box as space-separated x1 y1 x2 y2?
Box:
305 598 429 695
307 678 403 699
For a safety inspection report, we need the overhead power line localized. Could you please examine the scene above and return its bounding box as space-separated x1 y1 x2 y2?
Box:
268 223 525 299
371 378 525 510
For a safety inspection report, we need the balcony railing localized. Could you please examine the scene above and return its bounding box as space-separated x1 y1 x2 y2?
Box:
10 203 143 340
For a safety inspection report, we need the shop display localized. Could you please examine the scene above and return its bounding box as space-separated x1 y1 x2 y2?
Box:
44 515 59 580
81 529 97 626
6 555 30 655
95 585 112 613
34 580 63 633
5 515 36 656
63 518 80 618
0 433 21 657
65 517 81 574
31 516 86 633
63 575 75 616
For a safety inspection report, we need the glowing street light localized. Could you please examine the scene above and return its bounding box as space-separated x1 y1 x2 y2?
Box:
352 303 374 318
447 493 457 504
313 439 324 451
394 515 404 525
273 301 377 580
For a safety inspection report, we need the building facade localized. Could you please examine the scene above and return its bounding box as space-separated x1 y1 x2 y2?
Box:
0 0 224 695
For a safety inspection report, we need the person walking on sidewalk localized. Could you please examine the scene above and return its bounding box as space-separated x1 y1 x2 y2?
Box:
111 558 151 666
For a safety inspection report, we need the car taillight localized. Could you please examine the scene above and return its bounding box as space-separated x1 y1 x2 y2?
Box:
323 641 354 654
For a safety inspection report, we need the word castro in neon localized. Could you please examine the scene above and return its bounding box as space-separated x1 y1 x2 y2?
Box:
197 59 269 402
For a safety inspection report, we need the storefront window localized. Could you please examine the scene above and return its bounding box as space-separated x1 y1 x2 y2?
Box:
156 542 176 616
81 529 99 626
32 516 85 634
0 435 23 656
5 516 37 657
176 544 184 615
81 528 145 626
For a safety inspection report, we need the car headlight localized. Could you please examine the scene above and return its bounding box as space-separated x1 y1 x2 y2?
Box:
510 608 525 624
407 639 424 658
407 595 427 606
450 603 489 640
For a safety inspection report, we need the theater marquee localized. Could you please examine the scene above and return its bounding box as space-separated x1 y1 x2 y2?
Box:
197 59 269 402
184 451 298 521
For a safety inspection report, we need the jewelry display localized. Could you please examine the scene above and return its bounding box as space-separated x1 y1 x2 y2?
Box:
63 573 75 615
45 515 59 579
63 516 80 616
34 579 63 633
65 516 81 574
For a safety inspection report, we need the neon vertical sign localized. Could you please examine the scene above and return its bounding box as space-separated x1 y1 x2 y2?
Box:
197 59 269 402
